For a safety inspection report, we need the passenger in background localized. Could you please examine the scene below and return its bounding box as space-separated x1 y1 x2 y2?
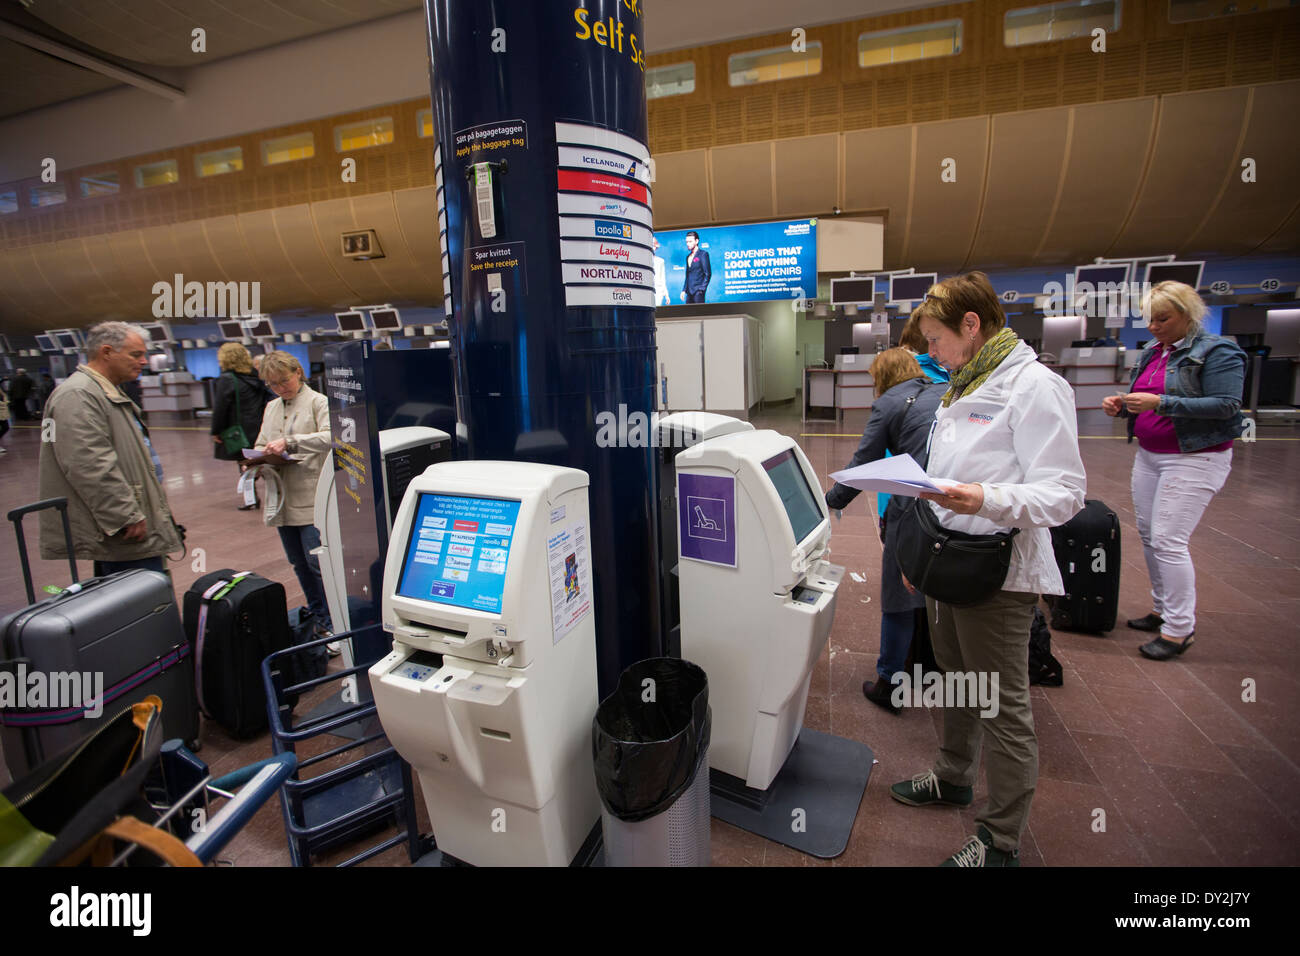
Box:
8 368 33 420
254 351 334 638
1102 281 1245 660
899 311 951 386
0 377 10 454
211 343 271 510
824 348 945 713
891 272 1085 867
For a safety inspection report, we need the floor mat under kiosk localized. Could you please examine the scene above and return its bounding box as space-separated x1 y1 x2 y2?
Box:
709 727 873 859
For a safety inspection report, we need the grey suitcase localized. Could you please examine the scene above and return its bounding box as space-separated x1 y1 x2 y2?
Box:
0 498 199 779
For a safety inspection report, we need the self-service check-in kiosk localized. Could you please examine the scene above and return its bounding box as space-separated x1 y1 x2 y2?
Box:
675 430 843 790
656 413 754 657
370 462 600 866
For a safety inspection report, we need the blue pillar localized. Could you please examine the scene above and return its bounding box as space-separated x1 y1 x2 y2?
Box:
426 0 662 695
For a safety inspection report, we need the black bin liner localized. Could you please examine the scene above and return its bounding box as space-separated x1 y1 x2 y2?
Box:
592 657 710 823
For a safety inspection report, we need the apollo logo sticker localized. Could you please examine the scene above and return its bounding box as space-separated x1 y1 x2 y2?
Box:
558 216 654 247
678 473 736 568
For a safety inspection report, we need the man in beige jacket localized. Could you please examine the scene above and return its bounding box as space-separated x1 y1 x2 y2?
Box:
38 322 182 576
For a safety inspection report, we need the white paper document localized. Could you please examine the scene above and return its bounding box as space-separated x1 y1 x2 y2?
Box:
829 453 956 498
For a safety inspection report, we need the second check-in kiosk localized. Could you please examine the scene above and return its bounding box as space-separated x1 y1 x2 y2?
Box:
371 461 600 866
675 430 844 791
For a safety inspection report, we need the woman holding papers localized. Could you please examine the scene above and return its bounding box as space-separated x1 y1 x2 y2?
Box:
1101 281 1245 660
254 351 334 638
890 272 1085 868
825 349 946 714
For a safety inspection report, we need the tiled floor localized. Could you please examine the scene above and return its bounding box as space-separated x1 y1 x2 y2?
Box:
1 401 1297 866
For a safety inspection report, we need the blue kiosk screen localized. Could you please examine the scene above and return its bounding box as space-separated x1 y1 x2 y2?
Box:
397 493 522 614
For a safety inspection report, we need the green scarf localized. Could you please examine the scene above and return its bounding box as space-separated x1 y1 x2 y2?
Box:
942 327 1019 407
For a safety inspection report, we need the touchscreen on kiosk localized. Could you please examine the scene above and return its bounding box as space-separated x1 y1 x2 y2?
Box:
396 493 522 614
762 448 823 545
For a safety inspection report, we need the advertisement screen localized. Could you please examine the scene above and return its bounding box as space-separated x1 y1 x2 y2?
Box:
397 493 522 614
652 219 816 306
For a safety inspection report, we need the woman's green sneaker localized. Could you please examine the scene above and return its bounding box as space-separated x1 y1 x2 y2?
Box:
889 769 974 807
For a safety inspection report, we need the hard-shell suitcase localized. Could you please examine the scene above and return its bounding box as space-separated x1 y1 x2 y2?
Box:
1 498 198 779
184 569 293 738
1047 499 1121 634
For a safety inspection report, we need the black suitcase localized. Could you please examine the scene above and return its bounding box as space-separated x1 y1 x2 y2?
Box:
184 568 293 738
1 498 198 779
1047 499 1121 634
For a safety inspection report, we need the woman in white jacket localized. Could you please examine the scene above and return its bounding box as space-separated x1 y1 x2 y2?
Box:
889 272 1086 867
255 351 334 636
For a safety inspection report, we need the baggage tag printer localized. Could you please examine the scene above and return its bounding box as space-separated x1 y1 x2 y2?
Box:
371 461 600 866
675 430 844 791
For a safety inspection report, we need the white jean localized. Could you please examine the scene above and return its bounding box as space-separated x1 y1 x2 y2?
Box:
1131 446 1232 639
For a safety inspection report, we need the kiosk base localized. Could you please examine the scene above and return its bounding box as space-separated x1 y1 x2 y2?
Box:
709 728 873 859
413 819 605 867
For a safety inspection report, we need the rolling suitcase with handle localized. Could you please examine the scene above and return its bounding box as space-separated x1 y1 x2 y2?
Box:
1 498 199 779
184 569 294 738
1047 498 1121 634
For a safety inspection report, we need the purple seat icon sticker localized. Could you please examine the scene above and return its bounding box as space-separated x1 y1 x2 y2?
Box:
678 473 735 567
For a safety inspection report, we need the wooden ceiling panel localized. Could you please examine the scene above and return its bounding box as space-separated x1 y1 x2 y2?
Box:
199 215 259 286
970 107 1070 269
773 134 839 219
843 125 913 269
711 143 773 223
104 231 169 317
391 186 442 297
650 151 711 229
905 116 989 271
1184 80 1300 257
1113 87 1251 256
347 192 440 303
1038 98 1156 264
47 238 132 319
233 207 318 311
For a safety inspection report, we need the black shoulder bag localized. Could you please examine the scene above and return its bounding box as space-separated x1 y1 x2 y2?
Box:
893 497 1020 607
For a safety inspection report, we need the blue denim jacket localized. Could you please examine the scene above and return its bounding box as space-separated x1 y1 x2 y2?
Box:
1122 331 1246 452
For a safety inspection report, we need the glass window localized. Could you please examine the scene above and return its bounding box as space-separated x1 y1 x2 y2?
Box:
134 159 179 188
262 132 315 166
859 20 963 67
1169 0 1296 21
79 171 120 198
647 62 696 99
29 183 67 207
195 146 243 178
417 108 434 139
1 190 19 214
334 117 394 152
1005 0 1121 46
729 42 823 86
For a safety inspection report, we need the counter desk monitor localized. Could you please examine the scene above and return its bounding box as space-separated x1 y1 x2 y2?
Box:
675 429 844 791
371 461 600 866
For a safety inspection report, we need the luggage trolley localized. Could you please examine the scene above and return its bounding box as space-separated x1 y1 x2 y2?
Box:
261 625 432 866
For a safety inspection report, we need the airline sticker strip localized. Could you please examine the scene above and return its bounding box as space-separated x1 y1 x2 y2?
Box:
557 193 652 227
547 518 593 645
556 120 654 310
435 146 453 318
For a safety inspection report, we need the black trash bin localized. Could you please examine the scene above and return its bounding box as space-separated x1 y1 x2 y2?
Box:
592 657 711 866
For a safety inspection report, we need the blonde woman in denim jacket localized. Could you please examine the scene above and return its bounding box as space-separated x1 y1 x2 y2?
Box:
1102 281 1246 661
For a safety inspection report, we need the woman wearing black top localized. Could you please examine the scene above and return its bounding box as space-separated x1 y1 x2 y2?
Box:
210 343 271 509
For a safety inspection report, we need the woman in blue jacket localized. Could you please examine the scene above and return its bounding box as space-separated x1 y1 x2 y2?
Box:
1103 281 1246 660
825 349 946 712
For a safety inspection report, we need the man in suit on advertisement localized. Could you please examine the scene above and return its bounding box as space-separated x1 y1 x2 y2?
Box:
680 230 711 304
